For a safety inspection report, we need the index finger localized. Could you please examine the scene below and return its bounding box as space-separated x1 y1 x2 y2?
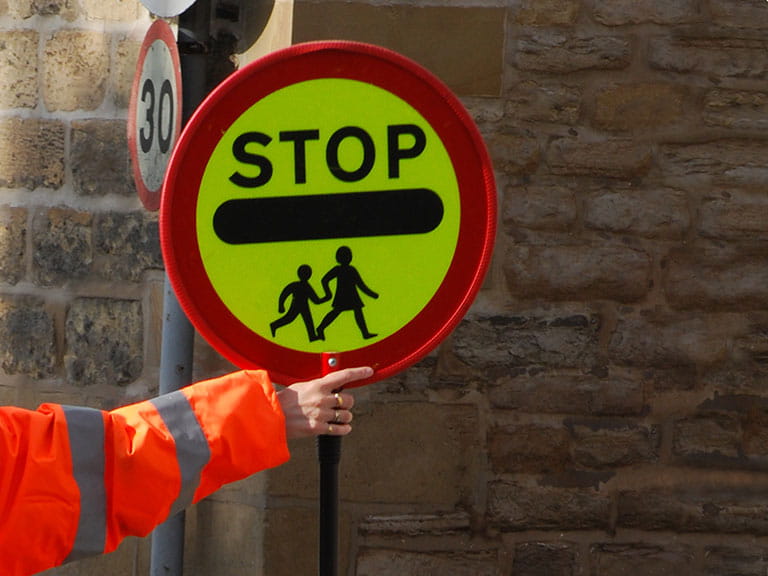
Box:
316 366 374 391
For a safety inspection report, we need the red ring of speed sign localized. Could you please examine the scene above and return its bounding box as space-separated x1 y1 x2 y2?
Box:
160 41 496 387
128 20 182 211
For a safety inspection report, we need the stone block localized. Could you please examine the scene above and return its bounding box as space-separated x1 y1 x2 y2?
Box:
649 35 768 79
356 547 498 576
503 181 577 231
488 373 646 416
0 206 27 285
583 187 690 239
71 120 133 196
79 0 141 21
512 541 578 576
25 0 77 19
452 312 601 374
710 0 768 30
513 33 631 73
504 244 652 302
94 211 162 281
0 118 65 189
547 137 652 178
609 314 739 368
488 480 612 531
513 0 579 27
0 295 55 378
592 0 702 25
659 139 768 187
704 88 768 131
293 1 505 96
64 297 143 386
32 207 92 286
262 506 354 576
664 250 768 311
698 191 768 240
268 402 478 506
485 133 541 175
113 37 142 109
593 83 688 132
617 487 768 534
505 80 582 125
489 423 572 474
43 30 109 111
0 30 38 108
703 545 768 576
590 542 695 576
183 497 265 576
569 419 660 469
673 414 742 461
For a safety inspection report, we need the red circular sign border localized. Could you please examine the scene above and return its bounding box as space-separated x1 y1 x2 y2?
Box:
127 19 182 212
160 41 496 387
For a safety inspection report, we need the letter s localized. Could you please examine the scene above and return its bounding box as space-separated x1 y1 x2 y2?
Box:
229 132 273 188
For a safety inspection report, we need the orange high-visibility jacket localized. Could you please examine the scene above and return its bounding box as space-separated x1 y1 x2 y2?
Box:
0 369 289 576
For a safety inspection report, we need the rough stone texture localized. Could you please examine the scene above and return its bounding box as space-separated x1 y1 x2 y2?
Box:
512 542 578 576
356 548 498 576
504 245 652 302
583 187 690 239
590 543 695 576
704 88 768 131
43 29 109 112
71 120 133 196
0 30 38 108
0 118 65 189
0 296 56 378
64 297 143 387
513 33 632 73
94 211 163 280
703 545 768 576
0 206 27 285
32 207 93 286
547 137 653 178
593 83 689 132
591 0 702 26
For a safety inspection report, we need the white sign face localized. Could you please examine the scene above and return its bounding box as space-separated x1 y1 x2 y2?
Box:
128 20 182 211
140 0 196 17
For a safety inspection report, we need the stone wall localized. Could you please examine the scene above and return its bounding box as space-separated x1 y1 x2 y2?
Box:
0 0 767 575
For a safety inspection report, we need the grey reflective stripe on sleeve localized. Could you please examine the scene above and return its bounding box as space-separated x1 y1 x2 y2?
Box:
150 390 211 516
62 405 106 563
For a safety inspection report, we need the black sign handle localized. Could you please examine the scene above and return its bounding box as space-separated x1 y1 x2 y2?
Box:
318 353 342 576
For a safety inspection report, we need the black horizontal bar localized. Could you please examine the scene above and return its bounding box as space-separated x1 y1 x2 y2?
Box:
213 188 444 244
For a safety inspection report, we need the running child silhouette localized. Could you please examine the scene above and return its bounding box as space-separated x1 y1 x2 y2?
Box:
317 246 379 341
270 264 324 342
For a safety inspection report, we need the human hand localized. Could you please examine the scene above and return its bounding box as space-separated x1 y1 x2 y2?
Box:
276 366 372 439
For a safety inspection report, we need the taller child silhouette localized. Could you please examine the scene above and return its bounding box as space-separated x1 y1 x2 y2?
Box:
317 246 379 341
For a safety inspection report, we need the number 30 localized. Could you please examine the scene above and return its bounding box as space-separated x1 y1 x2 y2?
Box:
139 78 174 154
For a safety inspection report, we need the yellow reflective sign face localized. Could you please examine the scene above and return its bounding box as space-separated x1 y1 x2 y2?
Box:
196 78 460 353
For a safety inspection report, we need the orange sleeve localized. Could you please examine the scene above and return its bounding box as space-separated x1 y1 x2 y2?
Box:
0 369 290 574
105 369 289 551
185 370 289 503
0 404 81 576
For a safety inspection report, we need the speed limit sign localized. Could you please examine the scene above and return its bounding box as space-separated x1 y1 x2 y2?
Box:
140 0 196 17
128 20 182 211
